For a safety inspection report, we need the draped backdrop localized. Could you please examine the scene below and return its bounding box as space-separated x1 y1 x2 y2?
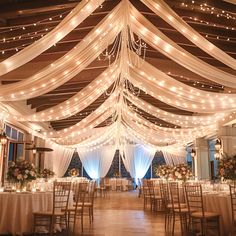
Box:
77 145 116 179
122 144 156 179
44 142 74 177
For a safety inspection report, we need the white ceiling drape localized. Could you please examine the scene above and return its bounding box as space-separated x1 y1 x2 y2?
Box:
0 0 106 76
141 0 236 70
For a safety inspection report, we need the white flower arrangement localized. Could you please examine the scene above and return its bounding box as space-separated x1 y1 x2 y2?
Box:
156 164 193 181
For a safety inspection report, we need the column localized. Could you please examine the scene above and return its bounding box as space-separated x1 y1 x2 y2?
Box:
195 138 210 180
217 126 236 156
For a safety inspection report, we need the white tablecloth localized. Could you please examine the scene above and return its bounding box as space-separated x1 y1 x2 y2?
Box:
203 193 233 236
0 191 72 235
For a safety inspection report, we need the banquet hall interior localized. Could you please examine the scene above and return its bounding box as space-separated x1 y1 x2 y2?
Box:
0 0 236 235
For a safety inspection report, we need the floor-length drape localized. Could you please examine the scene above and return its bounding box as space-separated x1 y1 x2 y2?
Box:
44 142 74 177
122 144 156 179
77 145 116 179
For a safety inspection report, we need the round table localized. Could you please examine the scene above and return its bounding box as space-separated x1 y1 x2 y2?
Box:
0 191 53 235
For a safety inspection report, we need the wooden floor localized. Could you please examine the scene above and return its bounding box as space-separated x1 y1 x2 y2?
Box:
71 190 181 236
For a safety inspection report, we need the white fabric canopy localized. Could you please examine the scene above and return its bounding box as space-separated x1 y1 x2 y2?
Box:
77 145 116 179
141 0 236 70
0 0 105 76
122 144 156 179
130 5 236 88
44 142 74 177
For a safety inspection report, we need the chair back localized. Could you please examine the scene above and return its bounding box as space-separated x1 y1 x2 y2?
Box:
230 184 236 225
73 182 88 210
87 181 96 204
160 182 169 207
184 184 204 216
169 182 185 211
53 181 71 214
147 180 155 196
116 179 122 186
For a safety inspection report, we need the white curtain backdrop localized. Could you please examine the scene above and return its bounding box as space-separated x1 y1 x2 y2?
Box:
123 144 156 179
77 145 116 179
162 150 186 166
44 142 74 177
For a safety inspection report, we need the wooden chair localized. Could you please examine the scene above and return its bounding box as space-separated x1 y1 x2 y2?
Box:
230 184 236 234
147 180 162 212
33 181 71 236
142 179 151 210
184 184 221 236
169 182 189 236
83 181 96 224
116 179 122 191
159 182 171 230
99 178 107 198
66 182 88 233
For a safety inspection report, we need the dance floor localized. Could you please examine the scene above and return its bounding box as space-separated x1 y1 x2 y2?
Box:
68 191 180 236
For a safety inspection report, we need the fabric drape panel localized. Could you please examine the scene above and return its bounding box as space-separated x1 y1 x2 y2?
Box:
129 71 235 113
125 92 226 128
122 144 156 179
0 0 105 76
123 114 215 147
13 64 118 121
129 5 236 88
77 145 116 179
128 52 236 113
44 142 74 177
141 0 236 70
122 109 216 140
47 92 117 138
0 3 123 101
162 151 186 166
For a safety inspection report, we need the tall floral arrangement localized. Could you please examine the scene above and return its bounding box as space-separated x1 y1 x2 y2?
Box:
156 164 193 181
218 155 236 180
7 160 37 186
156 165 172 179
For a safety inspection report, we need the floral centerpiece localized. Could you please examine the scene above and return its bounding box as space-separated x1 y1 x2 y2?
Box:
7 160 37 189
156 165 172 179
218 155 236 180
156 164 193 181
40 168 55 179
68 168 79 177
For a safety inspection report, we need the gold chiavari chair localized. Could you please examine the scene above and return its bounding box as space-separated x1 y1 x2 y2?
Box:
184 184 221 236
66 182 88 233
116 179 122 191
169 182 189 236
230 184 236 234
159 182 171 230
33 181 71 236
83 181 96 224
142 179 151 210
99 178 107 198
147 180 162 212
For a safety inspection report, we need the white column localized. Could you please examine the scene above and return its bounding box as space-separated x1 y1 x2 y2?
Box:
217 126 236 156
195 138 210 180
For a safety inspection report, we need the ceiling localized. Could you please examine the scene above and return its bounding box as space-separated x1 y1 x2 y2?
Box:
0 0 235 132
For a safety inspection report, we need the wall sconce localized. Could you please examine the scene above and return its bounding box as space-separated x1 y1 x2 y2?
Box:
0 132 7 145
214 138 222 160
